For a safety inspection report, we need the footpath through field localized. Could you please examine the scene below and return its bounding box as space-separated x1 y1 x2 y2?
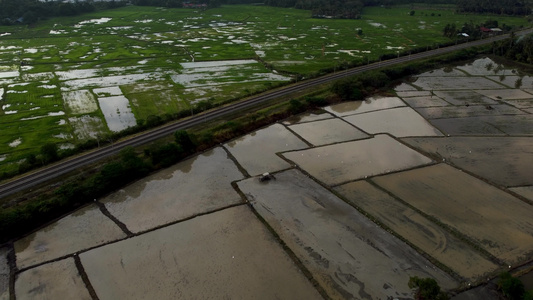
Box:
2 56 533 299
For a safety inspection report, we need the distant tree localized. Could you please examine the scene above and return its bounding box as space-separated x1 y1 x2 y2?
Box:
174 130 196 153
40 143 59 163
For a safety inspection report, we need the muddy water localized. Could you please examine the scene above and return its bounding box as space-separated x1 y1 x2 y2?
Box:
98 95 136 132
433 91 497 106
281 111 333 125
62 90 98 114
401 95 450 108
417 67 467 77
415 105 525 119
15 258 91 300
237 169 457 299
486 75 533 88
103 147 244 233
393 82 418 91
0 248 8 300
343 107 443 137
475 89 533 100
14 204 126 269
395 90 433 98
324 96 406 117
403 137 533 187
509 186 533 201
80 206 322 300
284 134 433 186
456 57 514 76
68 115 107 140
504 99 533 109
413 76 505 90
224 124 307 176
431 115 533 136
335 180 498 280
373 164 533 264
288 118 368 146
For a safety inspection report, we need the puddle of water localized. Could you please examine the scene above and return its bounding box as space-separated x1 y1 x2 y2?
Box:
8 138 22 148
289 118 368 146
80 206 322 299
474 89 533 100
225 124 308 176
103 148 244 233
344 107 443 137
14 204 125 269
404 136 533 187
373 163 533 264
283 134 432 186
62 90 98 114
15 258 91 300
335 180 498 280
0 88 3 99
98 95 136 132
0 155 6 162
93 86 122 97
432 91 497 106
412 76 506 90
238 169 457 299
324 97 406 117
415 104 525 119
401 95 450 107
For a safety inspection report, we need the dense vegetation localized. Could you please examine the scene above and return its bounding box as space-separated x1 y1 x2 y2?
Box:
408 276 449 300
0 0 128 25
456 0 531 15
498 272 533 300
493 32 533 63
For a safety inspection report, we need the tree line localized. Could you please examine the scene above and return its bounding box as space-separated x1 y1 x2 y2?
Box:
0 0 128 25
456 0 531 15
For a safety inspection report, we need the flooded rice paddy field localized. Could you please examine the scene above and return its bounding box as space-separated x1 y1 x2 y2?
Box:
5 56 533 299
0 5 529 172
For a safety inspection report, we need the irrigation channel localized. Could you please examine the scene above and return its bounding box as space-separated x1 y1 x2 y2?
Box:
1 27 532 199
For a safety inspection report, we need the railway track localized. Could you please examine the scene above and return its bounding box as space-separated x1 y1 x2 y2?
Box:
1 28 531 198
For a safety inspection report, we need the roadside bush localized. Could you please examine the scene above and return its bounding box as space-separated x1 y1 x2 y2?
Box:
40 143 59 163
174 130 196 154
408 276 449 300
499 272 526 300
288 99 306 114
151 143 183 167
